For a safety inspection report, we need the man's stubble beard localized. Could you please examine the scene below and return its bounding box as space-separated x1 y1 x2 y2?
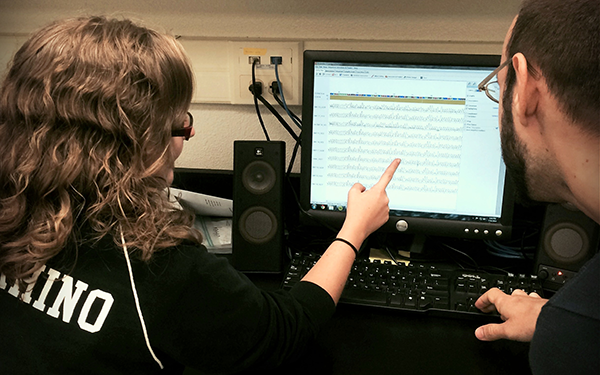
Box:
500 94 538 207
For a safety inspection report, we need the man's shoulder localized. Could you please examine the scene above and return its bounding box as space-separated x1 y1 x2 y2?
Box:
545 252 600 319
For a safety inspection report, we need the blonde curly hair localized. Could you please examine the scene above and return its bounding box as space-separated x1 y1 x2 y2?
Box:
0 16 201 288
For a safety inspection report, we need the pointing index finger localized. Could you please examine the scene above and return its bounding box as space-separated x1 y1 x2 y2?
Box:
374 158 401 189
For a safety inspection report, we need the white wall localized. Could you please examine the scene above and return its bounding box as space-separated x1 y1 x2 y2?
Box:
0 0 520 172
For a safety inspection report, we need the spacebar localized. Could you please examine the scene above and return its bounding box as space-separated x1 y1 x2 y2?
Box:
340 288 388 306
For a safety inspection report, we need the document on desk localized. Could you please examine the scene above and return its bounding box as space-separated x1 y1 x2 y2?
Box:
169 188 233 254
195 216 232 254
170 187 233 217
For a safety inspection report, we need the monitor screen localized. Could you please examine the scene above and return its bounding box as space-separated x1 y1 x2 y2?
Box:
300 50 514 248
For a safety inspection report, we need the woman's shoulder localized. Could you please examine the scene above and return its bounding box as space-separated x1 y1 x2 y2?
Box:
61 234 232 285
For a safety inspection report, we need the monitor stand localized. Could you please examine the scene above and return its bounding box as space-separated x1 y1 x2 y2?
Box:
408 233 427 254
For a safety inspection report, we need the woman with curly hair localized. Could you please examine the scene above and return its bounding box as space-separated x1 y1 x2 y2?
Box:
0 16 400 374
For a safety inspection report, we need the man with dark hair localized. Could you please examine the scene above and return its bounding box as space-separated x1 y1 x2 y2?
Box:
474 0 599 373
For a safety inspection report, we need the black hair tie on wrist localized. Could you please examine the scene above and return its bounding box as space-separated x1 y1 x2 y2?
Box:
333 238 359 256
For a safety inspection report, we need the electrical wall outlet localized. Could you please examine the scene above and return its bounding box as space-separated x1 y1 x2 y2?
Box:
229 41 302 105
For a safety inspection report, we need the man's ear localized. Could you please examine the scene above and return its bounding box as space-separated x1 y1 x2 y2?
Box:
511 52 540 126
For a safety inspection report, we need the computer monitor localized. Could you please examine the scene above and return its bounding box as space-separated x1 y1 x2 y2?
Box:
300 50 515 252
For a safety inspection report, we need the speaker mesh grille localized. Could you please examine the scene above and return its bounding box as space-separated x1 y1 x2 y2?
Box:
550 228 584 257
238 207 277 244
546 223 588 262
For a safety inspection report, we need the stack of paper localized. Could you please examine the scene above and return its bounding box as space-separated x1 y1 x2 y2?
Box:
170 188 233 254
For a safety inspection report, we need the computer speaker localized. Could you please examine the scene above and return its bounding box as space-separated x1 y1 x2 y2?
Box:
534 203 600 291
232 140 285 273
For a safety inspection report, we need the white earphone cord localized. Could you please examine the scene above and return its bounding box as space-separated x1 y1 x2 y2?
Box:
120 228 164 370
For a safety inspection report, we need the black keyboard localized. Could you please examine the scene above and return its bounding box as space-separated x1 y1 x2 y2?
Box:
282 252 544 320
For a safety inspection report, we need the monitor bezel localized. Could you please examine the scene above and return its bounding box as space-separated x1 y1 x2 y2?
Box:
300 50 515 240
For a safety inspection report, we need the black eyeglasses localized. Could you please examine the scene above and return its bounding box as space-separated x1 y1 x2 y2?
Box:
171 112 194 140
478 59 512 103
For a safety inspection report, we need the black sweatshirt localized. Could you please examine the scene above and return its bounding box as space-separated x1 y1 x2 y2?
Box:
529 252 600 374
0 236 336 374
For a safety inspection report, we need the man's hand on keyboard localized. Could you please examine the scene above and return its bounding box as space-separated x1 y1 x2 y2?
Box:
474 288 548 342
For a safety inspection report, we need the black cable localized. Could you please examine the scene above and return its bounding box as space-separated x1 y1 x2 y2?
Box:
438 241 480 270
290 191 340 234
249 70 302 183
253 93 300 143
251 59 269 141
272 87 302 128
274 64 302 130
269 84 302 178
286 137 301 176
383 246 401 265
252 90 302 192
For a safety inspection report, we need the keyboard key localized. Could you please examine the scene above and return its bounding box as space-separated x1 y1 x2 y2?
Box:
404 296 417 308
467 283 478 294
425 285 448 296
433 296 449 309
427 277 448 288
418 296 434 310
389 293 403 307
